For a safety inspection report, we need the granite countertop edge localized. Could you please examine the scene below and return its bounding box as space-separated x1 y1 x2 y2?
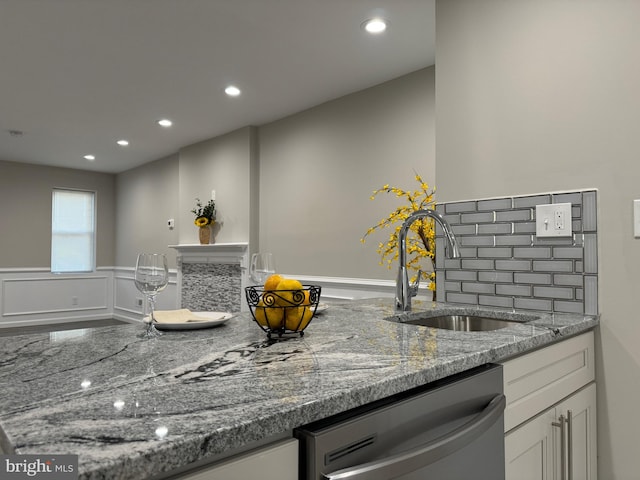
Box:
0 299 599 480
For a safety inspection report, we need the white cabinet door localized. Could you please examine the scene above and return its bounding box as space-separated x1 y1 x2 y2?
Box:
554 383 597 480
506 383 596 480
175 438 298 480
506 407 555 480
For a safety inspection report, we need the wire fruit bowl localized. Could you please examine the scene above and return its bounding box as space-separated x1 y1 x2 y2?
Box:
245 285 322 338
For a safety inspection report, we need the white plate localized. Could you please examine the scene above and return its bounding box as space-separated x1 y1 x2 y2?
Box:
314 303 329 315
154 312 235 331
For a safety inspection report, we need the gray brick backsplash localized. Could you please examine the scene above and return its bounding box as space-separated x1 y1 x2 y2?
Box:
444 259 461 269
462 282 495 294
584 234 598 273
552 247 583 259
479 271 514 283
461 259 495 270
446 270 477 281
461 212 494 224
495 235 532 246
496 284 531 296
585 275 598 315
583 191 597 232
445 281 462 292
513 194 551 208
533 286 574 299
514 297 553 311
460 236 494 246
513 222 536 234
446 292 478 305
553 274 583 286
496 259 532 271
533 260 574 272
452 224 477 235
514 273 552 284
478 247 512 258
437 190 598 314
478 223 512 235
533 236 575 246
445 201 477 213
496 209 532 222
513 247 551 258
478 198 512 211
479 295 514 308
554 300 584 314
553 192 583 204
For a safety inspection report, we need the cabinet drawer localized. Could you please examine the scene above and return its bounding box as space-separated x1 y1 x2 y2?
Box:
501 331 595 432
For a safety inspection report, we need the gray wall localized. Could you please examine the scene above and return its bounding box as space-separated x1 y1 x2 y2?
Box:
259 67 436 278
115 153 179 268
0 160 115 268
178 126 257 247
436 1 640 478
114 68 436 280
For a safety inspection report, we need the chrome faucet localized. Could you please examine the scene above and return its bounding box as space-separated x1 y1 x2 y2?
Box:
395 209 461 312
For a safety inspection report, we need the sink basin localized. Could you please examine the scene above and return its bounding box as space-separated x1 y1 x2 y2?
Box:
403 314 522 332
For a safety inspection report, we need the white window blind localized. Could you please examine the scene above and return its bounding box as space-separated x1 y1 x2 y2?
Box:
51 189 96 273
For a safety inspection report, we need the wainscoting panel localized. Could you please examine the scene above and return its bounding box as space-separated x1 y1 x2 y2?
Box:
0 269 114 328
3 275 108 316
112 267 178 323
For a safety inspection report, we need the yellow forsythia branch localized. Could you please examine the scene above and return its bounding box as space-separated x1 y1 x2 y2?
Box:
361 173 437 291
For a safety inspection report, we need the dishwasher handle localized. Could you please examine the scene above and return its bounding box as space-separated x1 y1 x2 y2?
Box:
321 393 506 480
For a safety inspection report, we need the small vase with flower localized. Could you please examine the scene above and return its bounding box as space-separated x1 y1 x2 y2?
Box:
192 198 216 245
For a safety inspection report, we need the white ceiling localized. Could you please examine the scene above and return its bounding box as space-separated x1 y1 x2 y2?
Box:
0 0 435 174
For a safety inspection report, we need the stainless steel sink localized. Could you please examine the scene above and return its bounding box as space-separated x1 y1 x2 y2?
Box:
403 314 522 331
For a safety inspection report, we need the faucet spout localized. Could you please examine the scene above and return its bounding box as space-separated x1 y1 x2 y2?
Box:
395 209 460 313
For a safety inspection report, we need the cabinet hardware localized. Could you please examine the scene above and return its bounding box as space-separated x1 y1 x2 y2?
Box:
566 410 574 480
552 414 567 480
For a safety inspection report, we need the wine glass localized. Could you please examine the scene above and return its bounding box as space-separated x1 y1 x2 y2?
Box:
135 253 169 338
250 252 275 285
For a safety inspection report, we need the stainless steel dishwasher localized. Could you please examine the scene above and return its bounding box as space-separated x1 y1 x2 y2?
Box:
295 364 505 480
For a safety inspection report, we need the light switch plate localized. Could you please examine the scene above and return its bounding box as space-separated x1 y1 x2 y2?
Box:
536 203 572 237
634 199 640 238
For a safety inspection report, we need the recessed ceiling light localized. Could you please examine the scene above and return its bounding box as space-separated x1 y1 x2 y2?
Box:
225 85 241 97
363 18 387 34
157 119 173 127
116 139 129 146
84 155 95 161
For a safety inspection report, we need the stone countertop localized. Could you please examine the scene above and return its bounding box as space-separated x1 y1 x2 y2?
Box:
0 299 598 480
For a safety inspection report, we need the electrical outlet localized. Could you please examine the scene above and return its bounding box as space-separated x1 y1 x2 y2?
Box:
136 298 143 307
536 203 572 237
167 218 175 229
211 189 216 201
71 296 79 306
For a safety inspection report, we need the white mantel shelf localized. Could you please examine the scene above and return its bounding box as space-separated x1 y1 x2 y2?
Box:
169 243 249 264
169 242 249 253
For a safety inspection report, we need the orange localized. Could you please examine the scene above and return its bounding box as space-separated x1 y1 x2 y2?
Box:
285 306 314 331
274 278 304 306
263 274 283 291
302 290 311 306
254 300 285 329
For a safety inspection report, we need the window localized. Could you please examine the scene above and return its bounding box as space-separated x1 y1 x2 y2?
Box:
51 189 96 273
